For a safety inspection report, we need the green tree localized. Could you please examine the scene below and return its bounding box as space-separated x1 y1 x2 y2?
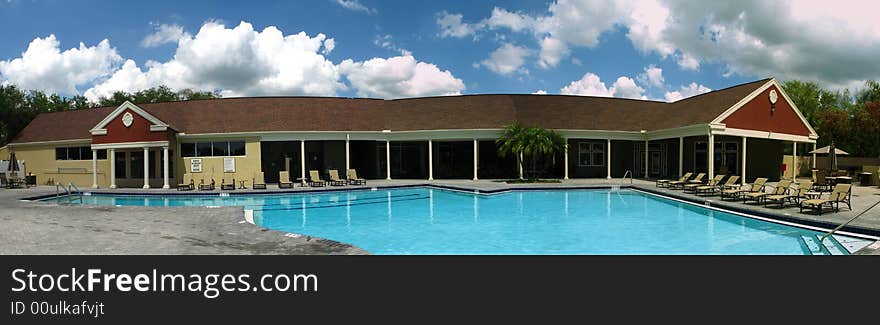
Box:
496 123 567 180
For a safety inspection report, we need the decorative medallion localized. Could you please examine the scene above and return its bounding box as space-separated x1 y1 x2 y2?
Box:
769 89 778 104
122 112 134 127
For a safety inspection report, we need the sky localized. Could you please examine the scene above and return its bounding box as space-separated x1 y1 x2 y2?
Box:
1 0 879 102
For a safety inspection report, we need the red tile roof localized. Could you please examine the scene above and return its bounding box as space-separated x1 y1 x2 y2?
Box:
9 78 771 144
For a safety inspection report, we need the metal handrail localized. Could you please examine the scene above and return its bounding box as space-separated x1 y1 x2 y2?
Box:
818 198 880 251
67 182 82 204
621 170 633 185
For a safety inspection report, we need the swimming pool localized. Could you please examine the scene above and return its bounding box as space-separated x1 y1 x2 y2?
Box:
42 187 874 255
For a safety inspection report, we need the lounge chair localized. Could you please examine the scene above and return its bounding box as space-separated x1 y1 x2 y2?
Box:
721 177 767 201
670 173 704 190
657 172 691 188
198 175 215 191
743 179 791 205
800 184 853 214
0 173 8 189
252 172 267 190
765 181 813 208
327 170 346 186
308 170 326 187
278 171 294 188
347 169 366 185
695 175 738 196
177 173 194 191
685 174 723 193
221 174 236 190
812 170 831 192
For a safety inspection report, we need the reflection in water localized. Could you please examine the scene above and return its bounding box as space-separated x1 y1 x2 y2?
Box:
346 192 351 231
473 195 479 223
429 189 434 224
387 191 392 222
301 197 306 227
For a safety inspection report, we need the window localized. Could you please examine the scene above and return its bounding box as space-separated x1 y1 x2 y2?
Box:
577 142 605 167
182 141 247 157
54 146 106 160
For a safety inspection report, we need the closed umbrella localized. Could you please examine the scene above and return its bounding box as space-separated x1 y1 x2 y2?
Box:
7 149 20 187
827 142 838 174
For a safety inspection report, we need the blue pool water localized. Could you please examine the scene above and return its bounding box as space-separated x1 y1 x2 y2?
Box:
46 187 869 254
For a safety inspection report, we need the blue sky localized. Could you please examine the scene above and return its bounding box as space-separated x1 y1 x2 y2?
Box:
1 0 878 101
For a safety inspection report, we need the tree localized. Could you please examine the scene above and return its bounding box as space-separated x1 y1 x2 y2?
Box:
496 123 567 180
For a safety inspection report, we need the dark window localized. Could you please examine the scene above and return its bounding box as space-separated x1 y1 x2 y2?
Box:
56 148 66 160
212 141 228 156
115 152 127 178
577 142 604 167
196 142 213 157
181 143 196 157
96 149 107 160
81 147 93 160
229 141 246 156
67 147 80 160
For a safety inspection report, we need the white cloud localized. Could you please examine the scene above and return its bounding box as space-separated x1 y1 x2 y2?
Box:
332 0 376 14
532 90 548 95
537 37 569 69
141 23 190 48
664 82 712 102
676 52 699 71
373 34 411 56
481 43 531 76
561 72 645 99
637 65 664 88
437 11 482 38
322 38 335 54
486 7 536 32
339 55 465 98
0 35 122 95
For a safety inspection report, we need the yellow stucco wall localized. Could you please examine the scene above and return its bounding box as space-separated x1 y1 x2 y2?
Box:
7 142 111 187
178 137 263 188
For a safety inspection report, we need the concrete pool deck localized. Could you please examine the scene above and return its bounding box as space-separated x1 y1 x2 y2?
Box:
1 178 879 255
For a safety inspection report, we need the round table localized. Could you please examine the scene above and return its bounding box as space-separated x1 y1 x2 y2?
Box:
805 191 822 200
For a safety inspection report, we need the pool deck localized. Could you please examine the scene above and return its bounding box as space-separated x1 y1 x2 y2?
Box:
2 178 879 255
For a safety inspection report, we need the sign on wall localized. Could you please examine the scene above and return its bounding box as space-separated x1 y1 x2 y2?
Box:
224 157 235 173
190 158 202 173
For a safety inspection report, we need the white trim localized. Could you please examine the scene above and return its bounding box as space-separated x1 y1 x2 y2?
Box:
710 78 818 138
711 127 815 143
90 101 171 135
9 139 91 147
91 141 170 150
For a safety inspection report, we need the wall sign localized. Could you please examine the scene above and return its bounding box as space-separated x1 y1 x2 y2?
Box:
190 158 202 173
224 157 235 173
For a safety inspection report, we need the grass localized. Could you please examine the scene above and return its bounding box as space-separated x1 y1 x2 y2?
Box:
505 179 562 184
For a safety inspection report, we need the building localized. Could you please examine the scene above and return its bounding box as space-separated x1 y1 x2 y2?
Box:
0 78 819 188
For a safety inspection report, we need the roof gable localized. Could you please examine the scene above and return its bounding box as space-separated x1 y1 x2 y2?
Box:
90 101 170 135
713 79 817 137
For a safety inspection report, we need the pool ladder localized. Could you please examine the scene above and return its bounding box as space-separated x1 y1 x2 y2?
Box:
54 182 83 205
812 198 880 255
612 170 632 192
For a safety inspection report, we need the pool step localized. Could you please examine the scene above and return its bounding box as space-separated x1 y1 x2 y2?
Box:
799 235 849 255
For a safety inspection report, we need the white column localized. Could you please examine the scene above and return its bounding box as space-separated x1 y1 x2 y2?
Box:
109 149 116 189
427 139 433 181
345 134 350 174
162 146 169 189
91 149 98 188
792 141 798 182
644 140 649 178
142 147 150 189
385 140 391 180
472 139 479 181
708 133 715 180
518 152 523 180
812 142 817 169
563 141 569 180
678 137 684 177
300 140 306 186
742 137 747 183
606 139 612 179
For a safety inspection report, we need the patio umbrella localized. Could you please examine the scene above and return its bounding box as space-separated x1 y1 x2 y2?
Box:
7 149 18 173
827 142 838 174
808 145 850 155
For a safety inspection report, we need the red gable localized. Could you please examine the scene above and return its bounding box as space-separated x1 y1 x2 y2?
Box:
721 85 812 136
92 108 169 144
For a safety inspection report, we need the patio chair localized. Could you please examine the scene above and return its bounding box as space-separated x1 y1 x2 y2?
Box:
252 172 267 190
347 169 366 185
812 170 831 192
800 183 852 214
221 174 236 190
327 170 346 186
695 175 738 196
685 174 723 193
278 171 294 189
721 177 767 201
177 173 194 191
0 173 7 188
670 173 704 190
308 170 326 187
198 175 215 191
765 181 813 208
743 179 791 205
657 172 691 188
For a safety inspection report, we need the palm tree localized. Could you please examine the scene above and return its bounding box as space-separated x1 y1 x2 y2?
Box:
496 123 567 180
